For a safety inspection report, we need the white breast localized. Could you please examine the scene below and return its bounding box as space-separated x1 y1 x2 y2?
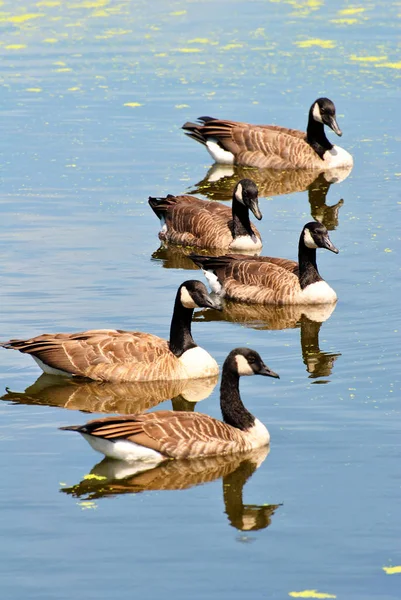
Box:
229 235 262 252
323 145 353 168
206 138 235 165
300 280 337 304
82 433 165 463
246 418 270 448
178 346 219 378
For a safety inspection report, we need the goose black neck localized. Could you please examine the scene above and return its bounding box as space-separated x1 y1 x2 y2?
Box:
232 196 254 239
298 236 323 289
169 296 197 357
220 362 255 431
306 110 333 160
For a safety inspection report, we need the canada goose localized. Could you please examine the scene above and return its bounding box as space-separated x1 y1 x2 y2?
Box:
0 280 220 382
182 97 353 170
190 221 339 305
149 179 262 252
60 347 280 462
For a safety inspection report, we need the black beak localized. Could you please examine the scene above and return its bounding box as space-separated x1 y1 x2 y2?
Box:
322 234 339 254
201 295 223 311
327 116 342 137
249 200 263 221
258 364 280 379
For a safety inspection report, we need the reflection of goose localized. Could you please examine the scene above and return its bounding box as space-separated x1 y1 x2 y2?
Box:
183 98 353 170
1 374 218 415
149 179 263 251
60 348 280 462
1 281 220 382
191 222 339 305
194 303 340 381
300 316 341 380
61 447 280 532
189 164 352 201
189 167 349 231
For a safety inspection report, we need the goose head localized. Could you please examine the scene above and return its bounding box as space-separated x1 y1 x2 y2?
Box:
179 280 222 310
233 179 262 221
226 347 280 378
301 221 339 254
311 98 342 137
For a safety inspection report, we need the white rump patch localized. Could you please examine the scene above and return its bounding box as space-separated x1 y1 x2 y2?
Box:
301 280 337 304
203 270 223 295
82 433 165 463
180 286 197 309
235 354 254 376
234 183 243 203
230 235 262 252
322 146 354 169
160 214 168 234
33 356 73 377
205 138 235 165
312 102 323 123
303 228 318 249
178 346 219 378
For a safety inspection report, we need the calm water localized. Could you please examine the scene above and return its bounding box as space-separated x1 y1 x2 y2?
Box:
0 1 400 599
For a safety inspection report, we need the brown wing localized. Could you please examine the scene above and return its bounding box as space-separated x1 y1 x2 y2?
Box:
218 259 301 304
191 255 301 305
159 195 260 249
225 253 298 274
77 411 251 459
1 330 184 382
187 119 323 169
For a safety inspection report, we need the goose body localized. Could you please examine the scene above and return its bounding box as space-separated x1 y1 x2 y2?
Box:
183 98 353 170
149 179 262 252
60 347 280 462
190 222 339 305
1 281 220 382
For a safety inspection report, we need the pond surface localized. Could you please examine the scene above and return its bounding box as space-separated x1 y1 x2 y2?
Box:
0 1 400 599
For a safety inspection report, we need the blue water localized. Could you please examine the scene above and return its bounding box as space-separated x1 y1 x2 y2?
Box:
0 1 400 599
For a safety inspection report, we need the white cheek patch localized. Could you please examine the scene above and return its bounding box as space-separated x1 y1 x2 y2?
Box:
235 355 255 376
303 228 318 249
234 183 243 203
180 286 197 309
312 102 323 123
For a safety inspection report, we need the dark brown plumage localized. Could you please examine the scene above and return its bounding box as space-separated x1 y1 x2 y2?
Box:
149 179 262 251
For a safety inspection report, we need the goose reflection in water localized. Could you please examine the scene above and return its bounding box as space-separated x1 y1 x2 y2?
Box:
194 303 340 383
1 374 218 415
188 164 351 231
60 445 281 533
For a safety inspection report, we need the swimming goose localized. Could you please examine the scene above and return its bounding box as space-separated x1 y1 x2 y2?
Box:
182 97 353 170
190 221 339 305
60 347 280 461
149 178 262 252
0 280 220 382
